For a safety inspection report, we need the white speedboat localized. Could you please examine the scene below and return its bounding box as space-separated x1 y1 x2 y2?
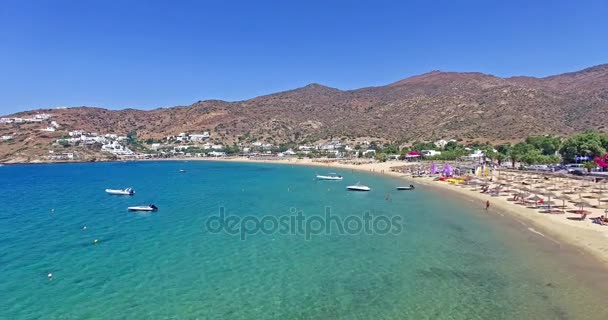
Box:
128 205 158 212
396 185 415 191
316 173 343 180
105 188 135 195
346 183 371 191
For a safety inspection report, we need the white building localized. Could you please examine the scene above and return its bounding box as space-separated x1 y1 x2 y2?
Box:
69 130 84 137
0 118 13 124
1 135 13 140
101 141 134 156
362 149 376 156
189 132 210 141
434 139 448 149
208 151 226 157
40 127 56 132
421 150 442 157
35 113 52 120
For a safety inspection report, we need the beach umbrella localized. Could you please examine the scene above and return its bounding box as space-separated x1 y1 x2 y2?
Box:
430 162 438 174
443 164 453 177
554 194 573 213
572 201 593 214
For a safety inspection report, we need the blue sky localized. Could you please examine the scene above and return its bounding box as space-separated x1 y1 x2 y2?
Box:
1 0 607 114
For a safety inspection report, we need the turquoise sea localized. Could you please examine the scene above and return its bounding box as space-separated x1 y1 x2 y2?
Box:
1 161 607 319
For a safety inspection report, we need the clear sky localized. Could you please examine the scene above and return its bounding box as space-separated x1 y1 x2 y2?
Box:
1 0 607 114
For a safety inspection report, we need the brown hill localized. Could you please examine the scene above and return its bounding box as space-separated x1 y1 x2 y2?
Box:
2 64 608 161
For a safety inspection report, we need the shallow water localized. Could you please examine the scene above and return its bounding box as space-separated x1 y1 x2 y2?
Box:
0 161 606 319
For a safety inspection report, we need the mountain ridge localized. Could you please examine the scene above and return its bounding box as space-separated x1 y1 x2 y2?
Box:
2 64 608 161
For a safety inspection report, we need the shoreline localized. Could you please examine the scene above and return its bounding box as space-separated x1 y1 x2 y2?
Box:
192 156 608 268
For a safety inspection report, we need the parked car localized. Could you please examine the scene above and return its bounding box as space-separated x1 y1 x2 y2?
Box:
569 169 586 176
565 163 584 173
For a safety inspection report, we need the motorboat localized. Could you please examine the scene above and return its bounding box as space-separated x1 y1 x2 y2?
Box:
346 183 371 191
128 205 158 212
179 169 186 173
105 188 135 195
396 185 415 191
316 173 343 180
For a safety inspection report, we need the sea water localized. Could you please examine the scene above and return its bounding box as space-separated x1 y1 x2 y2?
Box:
0 161 606 319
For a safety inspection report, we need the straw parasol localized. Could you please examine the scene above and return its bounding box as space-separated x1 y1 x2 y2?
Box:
572 200 593 214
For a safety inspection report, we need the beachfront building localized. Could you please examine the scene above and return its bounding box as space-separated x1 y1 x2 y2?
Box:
208 151 226 157
463 149 485 162
101 141 134 156
421 150 442 157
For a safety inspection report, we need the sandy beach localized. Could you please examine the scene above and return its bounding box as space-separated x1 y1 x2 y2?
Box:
188 156 608 267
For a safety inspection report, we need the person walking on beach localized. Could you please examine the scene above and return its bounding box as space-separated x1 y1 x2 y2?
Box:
485 200 490 211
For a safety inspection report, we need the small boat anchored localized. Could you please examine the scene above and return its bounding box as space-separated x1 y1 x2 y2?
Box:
316 173 343 180
128 205 158 212
105 188 135 195
179 169 186 173
346 183 371 191
396 185 415 191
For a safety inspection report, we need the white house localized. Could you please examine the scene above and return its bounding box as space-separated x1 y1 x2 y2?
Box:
208 151 226 157
362 149 376 156
101 141 134 156
189 132 210 141
0 118 13 124
35 113 52 120
421 150 442 157
40 127 56 132
69 130 84 137
1 135 13 140
434 139 448 149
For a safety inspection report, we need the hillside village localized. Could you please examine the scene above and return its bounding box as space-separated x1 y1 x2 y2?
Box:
0 110 495 163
